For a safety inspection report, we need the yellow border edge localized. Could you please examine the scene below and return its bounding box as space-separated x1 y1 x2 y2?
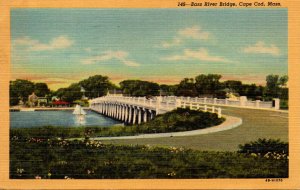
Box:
0 0 299 189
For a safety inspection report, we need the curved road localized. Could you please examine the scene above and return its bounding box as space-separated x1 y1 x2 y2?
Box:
100 107 288 151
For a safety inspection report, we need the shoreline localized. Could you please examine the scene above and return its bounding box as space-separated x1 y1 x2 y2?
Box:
10 107 90 112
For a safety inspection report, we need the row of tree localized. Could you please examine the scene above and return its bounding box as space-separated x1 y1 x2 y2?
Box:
173 74 288 100
9 74 288 106
10 80 50 106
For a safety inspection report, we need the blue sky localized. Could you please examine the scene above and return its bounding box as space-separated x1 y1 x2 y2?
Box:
11 9 287 90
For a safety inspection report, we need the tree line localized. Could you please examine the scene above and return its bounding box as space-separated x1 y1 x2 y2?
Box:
9 74 288 106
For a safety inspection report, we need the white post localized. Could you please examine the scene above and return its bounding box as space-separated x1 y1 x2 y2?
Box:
204 105 207 112
212 106 215 113
225 98 228 105
165 100 169 109
213 98 217 105
217 107 222 118
156 96 162 114
240 96 247 107
175 99 182 108
256 100 261 108
273 98 280 110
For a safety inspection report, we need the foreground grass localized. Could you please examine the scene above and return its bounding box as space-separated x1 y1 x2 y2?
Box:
10 138 288 179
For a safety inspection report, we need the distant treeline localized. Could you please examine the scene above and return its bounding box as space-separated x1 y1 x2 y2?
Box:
10 74 288 106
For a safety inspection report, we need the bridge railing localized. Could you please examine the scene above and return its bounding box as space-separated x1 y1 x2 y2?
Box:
167 96 276 109
91 95 222 118
90 94 279 120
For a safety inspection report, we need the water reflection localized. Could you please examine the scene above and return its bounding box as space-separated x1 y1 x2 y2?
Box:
74 115 86 125
10 110 121 128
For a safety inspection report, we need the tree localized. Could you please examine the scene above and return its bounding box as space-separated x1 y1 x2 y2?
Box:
279 75 288 88
9 81 19 106
34 83 50 97
238 138 288 156
10 79 35 105
176 78 197 97
56 83 82 103
265 74 288 98
195 74 222 96
159 84 178 96
120 80 160 97
223 80 243 94
79 75 113 98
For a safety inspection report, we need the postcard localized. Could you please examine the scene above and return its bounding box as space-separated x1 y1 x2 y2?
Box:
0 0 299 189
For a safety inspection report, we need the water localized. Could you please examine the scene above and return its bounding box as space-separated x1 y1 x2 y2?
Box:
10 110 121 128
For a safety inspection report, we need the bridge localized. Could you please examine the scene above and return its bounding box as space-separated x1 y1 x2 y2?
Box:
90 95 279 125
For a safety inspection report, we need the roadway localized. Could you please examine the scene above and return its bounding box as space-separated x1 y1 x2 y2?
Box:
100 106 288 151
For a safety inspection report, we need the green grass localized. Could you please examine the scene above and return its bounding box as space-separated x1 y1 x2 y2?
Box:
10 138 288 179
101 107 288 151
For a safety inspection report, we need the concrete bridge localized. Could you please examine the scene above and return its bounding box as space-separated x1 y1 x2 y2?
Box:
90 95 222 124
90 95 279 125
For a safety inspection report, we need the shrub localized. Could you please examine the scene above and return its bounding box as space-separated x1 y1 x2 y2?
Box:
238 138 288 159
138 108 225 133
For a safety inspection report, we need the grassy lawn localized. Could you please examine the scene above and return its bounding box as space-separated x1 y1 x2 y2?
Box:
10 139 288 179
100 107 288 151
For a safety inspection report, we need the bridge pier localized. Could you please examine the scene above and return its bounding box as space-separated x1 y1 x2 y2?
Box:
91 96 171 125
143 108 147 123
138 108 142 124
132 107 137 124
128 106 132 123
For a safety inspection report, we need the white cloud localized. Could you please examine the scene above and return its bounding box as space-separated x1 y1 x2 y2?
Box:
161 48 232 63
13 35 74 51
243 41 280 56
122 60 140 67
178 25 210 40
81 50 140 67
160 25 210 48
161 38 182 48
84 47 92 53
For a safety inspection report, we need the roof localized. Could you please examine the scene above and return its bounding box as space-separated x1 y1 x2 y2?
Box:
52 100 70 105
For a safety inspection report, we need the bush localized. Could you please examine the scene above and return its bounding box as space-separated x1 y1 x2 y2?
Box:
238 138 288 159
138 108 225 133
